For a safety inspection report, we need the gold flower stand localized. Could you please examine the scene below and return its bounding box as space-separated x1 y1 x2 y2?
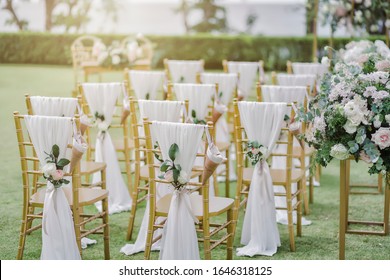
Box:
339 159 390 259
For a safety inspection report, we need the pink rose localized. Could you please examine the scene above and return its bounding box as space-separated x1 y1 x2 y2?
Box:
359 151 371 163
371 127 390 150
52 170 64 181
164 170 174 183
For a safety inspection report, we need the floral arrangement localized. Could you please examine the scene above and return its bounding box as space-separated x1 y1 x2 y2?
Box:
92 112 109 138
298 40 390 174
320 0 390 35
42 145 70 188
191 110 206 125
156 143 189 190
98 40 129 69
245 140 268 166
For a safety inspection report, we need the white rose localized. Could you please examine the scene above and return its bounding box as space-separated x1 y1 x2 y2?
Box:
97 121 109 132
371 127 390 150
42 163 57 177
321 56 330 66
112 55 121 65
370 25 379 33
364 0 371 7
330 144 350 160
178 170 188 185
343 120 358 134
259 146 268 156
385 114 390 124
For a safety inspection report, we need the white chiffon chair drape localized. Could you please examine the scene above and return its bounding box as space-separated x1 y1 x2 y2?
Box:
199 73 238 182
120 100 184 256
82 83 132 214
167 60 204 83
236 102 287 257
276 74 316 92
29 96 78 117
261 86 312 226
226 61 259 99
291 62 329 90
173 83 215 123
128 70 165 100
24 115 81 260
151 121 205 260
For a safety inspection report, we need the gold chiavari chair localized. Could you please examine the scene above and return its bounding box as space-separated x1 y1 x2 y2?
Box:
14 112 109 259
143 120 234 260
233 100 304 251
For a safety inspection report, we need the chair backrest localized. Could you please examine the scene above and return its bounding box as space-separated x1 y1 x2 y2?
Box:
272 73 316 94
169 83 216 124
143 119 210 213
71 35 105 69
124 69 165 100
121 34 153 63
78 82 130 161
164 59 204 84
233 100 293 183
197 72 238 106
257 85 308 106
25 95 79 117
222 60 263 99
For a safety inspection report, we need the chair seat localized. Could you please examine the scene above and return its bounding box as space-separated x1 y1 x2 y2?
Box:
30 187 108 207
156 193 234 218
80 161 106 175
140 165 203 181
216 141 230 152
243 167 305 185
293 146 315 157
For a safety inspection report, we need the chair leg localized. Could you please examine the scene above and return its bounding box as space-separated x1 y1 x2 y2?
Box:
73 205 83 258
302 172 310 215
297 180 303 237
225 148 230 197
309 175 314 204
17 208 28 260
144 214 156 260
102 196 110 260
227 208 234 260
286 185 295 252
126 175 141 241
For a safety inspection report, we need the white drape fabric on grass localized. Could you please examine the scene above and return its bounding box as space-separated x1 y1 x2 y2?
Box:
120 100 184 256
276 74 316 92
30 96 78 117
82 83 132 214
227 61 258 99
236 102 287 257
173 83 215 122
24 115 81 260
261 86 312 226
129 70 165 100
152 121 205 260
167 60 203 83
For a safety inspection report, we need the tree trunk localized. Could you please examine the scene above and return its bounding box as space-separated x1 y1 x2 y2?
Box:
45 0 57 31
2 0 27 30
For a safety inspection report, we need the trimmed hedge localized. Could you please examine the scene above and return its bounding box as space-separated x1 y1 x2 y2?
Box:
0 32 386 71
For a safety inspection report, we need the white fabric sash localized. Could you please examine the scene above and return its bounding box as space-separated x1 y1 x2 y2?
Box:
139 100 183 123
291 62 328 78
30 96 78 117
227 61 258 99
236 102 287 257
276 74 316 92
167 60 203 83
173 83 215 122
82 83 132 214
24 115 81 260
152 121 205 260
199 73 238 106
129 70 165 100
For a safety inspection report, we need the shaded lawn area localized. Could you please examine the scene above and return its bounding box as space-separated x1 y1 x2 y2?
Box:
0 64 389 260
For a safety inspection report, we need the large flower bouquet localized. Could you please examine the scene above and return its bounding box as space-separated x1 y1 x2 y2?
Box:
300 40 390 174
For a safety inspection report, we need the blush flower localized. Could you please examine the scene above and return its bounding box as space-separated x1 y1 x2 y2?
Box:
371 128 390 150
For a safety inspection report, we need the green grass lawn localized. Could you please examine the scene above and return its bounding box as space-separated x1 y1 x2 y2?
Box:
0 64 389 260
